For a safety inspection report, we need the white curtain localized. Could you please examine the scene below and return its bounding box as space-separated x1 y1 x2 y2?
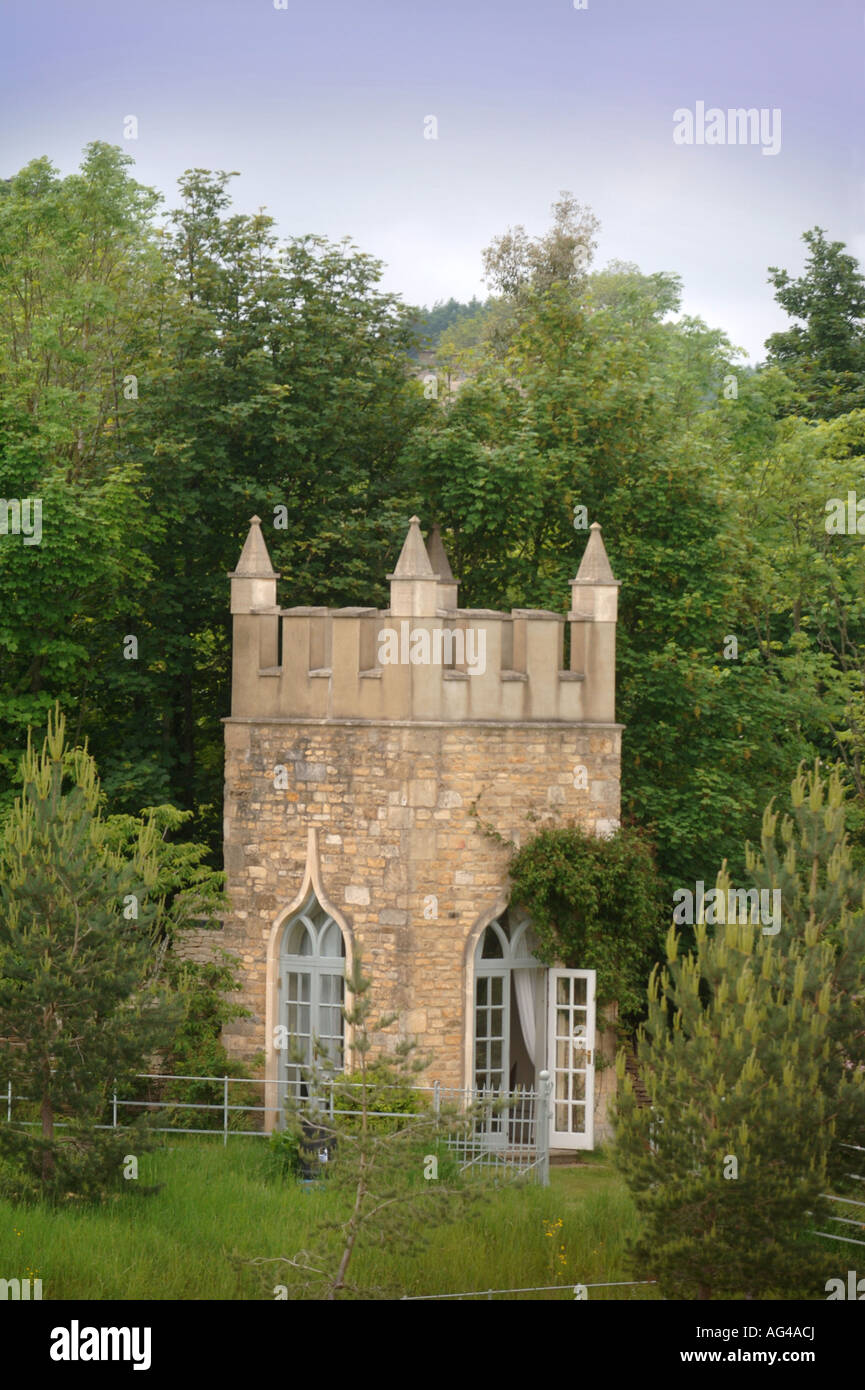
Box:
513 969 537 1067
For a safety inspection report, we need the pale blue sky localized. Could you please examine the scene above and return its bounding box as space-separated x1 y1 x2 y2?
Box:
2 0 862 361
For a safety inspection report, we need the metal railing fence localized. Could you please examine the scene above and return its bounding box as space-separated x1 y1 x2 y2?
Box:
813 1142 865 1248
401 1278 658 1301
1 1070 552 1183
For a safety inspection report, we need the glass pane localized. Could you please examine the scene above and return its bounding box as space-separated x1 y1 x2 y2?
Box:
286 1006 311 1062
320 919 344 957
490 1041 502 1071
573 977 587 1006
285 921 314 955
555 1102 568 1130
491 976 503 1006
572 1104 585 1133
573 1073 586 1100
556 1038 570 1072
556 1008 570 1039
490 1007 503 1038
557 975 569 1005
324 974 343 1007
476 977 488 1006
482 927 504 959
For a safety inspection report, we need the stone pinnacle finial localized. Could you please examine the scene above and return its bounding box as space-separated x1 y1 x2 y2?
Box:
574 521 617 585
391 515 436 580
426 523 456 582
232 514 278 578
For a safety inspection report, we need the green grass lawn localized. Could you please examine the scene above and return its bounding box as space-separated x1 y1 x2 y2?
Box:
0 1139 653 1300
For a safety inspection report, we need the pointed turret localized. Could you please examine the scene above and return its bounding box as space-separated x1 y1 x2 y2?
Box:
570 522 619 619
388 516 439 617
229 515 279 614
229 516 281 710
426 523 459 610
574 522 616 586
569 522 619 721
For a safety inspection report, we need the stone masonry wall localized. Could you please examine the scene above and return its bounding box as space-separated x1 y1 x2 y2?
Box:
173 926 226 967
222 716 621 1090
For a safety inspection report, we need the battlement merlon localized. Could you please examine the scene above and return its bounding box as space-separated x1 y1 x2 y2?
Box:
229 516 619 723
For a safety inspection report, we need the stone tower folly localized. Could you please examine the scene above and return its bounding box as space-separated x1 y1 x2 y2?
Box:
222 516 622 1146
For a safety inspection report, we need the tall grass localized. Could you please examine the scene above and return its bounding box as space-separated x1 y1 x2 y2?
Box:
0 1139 651 1300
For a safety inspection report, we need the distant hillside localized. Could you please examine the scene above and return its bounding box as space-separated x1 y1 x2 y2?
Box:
410 297 488 351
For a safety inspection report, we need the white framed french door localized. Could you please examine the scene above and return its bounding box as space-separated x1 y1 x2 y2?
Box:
546 969 596 1150
472 912 543 1148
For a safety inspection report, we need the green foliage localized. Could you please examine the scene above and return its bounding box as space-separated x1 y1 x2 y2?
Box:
0 149 431 856
0 707 181 1203
766 227 865 419
508 824 667 1026
157 952 260 1132
481 191 599 298
266 1125 303 1181
719 409 865 815
114 168 431 849
0 143 164 819
411 296 487 348
404 244 807 891
613 763 865 1299
336 1062 429 1137
99 803 226 931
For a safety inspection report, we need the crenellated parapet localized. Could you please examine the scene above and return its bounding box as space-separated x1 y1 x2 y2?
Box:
229 515 619 724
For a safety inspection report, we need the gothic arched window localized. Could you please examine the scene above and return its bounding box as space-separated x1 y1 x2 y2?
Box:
278 892 346 1102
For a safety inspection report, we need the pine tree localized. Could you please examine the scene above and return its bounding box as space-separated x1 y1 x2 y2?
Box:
0 708 181 1202
743 762 865 1187
614 763 865 1299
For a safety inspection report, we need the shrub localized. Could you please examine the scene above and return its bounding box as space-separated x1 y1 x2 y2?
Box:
266 1126 303 1181
508 823 667 1028
333 1063 428 1137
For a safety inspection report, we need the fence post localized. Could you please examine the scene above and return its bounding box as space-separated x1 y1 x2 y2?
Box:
112 1085 118 1129
6 1080 11 1123
223 1075 229 1146
537 1069 551 1188
433 1080 440 1124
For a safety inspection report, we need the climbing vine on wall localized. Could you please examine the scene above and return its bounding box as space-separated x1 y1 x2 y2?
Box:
507 824 667 1028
